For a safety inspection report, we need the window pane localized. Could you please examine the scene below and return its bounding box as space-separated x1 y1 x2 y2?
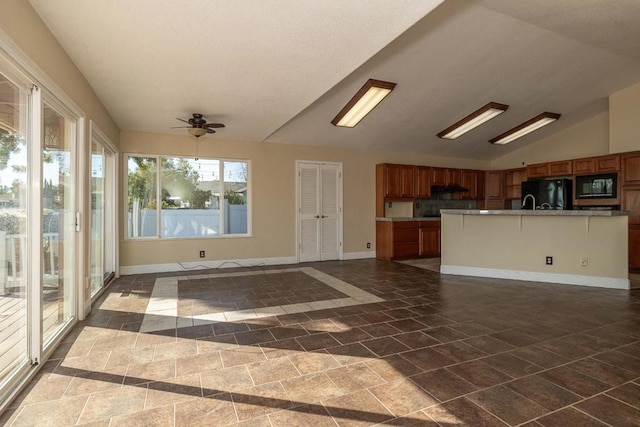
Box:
161 157 220 238
42 103 75 345
223 161 248 235
0 71 29 383
127 156 157 238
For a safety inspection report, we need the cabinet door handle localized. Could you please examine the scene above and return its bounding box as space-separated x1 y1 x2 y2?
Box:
315 215 320 219
321 215 327 218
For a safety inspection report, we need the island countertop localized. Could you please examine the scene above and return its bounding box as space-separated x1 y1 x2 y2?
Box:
440 209 629 217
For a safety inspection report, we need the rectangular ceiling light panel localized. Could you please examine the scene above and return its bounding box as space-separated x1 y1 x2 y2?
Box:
437 102 509 139
332 79 396 128
490 112 561 145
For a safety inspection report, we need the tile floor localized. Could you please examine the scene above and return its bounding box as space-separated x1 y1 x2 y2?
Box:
2 259 640 426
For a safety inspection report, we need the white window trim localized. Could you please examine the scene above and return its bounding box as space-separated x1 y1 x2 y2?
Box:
124 153 252 240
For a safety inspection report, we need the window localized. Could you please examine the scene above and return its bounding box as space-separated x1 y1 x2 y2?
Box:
126 155 249 239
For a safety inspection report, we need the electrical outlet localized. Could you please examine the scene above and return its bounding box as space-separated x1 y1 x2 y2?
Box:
367 242 371 249
546 256 553 265
199 250 205 258
580 257 589 267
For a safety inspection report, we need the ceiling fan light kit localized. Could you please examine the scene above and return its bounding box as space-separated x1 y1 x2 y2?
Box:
489 112 561 145
175 113 226 138
188 127 207 137
331 78 397 128
437 101 509 139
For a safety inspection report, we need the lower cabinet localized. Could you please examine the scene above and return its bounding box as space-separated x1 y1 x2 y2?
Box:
419 221 441 256
630 225 640 271
376 220 440 261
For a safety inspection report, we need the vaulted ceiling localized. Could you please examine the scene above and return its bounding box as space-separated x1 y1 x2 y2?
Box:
30 0 640 160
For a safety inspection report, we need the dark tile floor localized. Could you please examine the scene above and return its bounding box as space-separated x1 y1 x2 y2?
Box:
2 259 640 426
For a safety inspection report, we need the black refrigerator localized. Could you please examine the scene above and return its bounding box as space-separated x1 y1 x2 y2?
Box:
521 179 573 210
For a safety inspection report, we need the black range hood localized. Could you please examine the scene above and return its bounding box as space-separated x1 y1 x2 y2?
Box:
431 184 469 193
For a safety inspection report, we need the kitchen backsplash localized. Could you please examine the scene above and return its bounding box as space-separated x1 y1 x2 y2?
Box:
415 198 477 217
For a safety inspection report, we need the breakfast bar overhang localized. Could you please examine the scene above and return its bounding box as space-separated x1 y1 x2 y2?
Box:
440 209 631 289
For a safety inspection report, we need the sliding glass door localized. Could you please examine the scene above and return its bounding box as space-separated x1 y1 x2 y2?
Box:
41 102 76 347
0 35 90 406
0 71 29 388
90 133 115 297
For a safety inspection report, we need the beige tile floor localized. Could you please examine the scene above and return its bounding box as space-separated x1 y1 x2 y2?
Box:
1 259 640 426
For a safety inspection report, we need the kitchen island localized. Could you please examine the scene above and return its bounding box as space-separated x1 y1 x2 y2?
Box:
440 209 631 289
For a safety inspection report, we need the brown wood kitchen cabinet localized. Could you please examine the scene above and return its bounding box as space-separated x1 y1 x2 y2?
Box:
419 221 441 256
376 221 419 261
381 164 415 198
622 152 640 185
458 170 485 200
629 226 640 271
415 166 431 198
527 160 572 178
446 169 462 187
505 168 527 200
486 171 505 200
526 163 548 178
485 170 505 209
376 220 441 261
431 168 447 186
621 184 640 270
573 154 620 176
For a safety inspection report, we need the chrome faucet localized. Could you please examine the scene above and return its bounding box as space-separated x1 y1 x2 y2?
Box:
522 194 536 210
540 202 552 210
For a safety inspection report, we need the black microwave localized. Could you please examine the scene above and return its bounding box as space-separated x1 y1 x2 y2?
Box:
575 173 617 199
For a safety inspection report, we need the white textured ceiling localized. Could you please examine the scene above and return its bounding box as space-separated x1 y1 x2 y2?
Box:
29 0 442 140
30 0 640 160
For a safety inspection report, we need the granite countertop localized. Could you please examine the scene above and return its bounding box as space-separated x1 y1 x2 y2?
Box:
440 209 630 216
376 217 442 222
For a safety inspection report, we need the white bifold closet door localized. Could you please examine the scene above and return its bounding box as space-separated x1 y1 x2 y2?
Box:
298 162 341 262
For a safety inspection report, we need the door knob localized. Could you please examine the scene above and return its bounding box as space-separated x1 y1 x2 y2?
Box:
315 215 320 219
321 215 327 218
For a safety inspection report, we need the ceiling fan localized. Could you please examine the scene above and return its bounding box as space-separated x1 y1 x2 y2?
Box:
173 113 225 138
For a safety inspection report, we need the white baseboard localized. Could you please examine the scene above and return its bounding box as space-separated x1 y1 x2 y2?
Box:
121 256 299 275
440 265 630 290
121 252 377 276
342 251 376 260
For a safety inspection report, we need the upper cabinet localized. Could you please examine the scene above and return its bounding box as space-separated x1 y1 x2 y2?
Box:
573 154 620 176
548 160 573 176
376 163 415 216
622 152 640 185
527 160 572 178
415 166 431 198
446 169 462 187
505 168 527 200
526 163 548 178
431 168 447 186
381 164 415 198
486 171 505 201
460 170 485 200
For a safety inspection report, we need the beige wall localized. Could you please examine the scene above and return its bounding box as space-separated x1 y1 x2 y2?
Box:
441 213 629 287
491 112 610 170
120 131 490 268
610 80 640 154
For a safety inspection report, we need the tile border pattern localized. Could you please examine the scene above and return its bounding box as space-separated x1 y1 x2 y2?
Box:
139 267 383 332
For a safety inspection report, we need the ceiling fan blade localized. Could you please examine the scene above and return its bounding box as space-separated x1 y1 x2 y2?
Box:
205 123 225 128
207 128 216 134
176 118 191 124
171 126 191 129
